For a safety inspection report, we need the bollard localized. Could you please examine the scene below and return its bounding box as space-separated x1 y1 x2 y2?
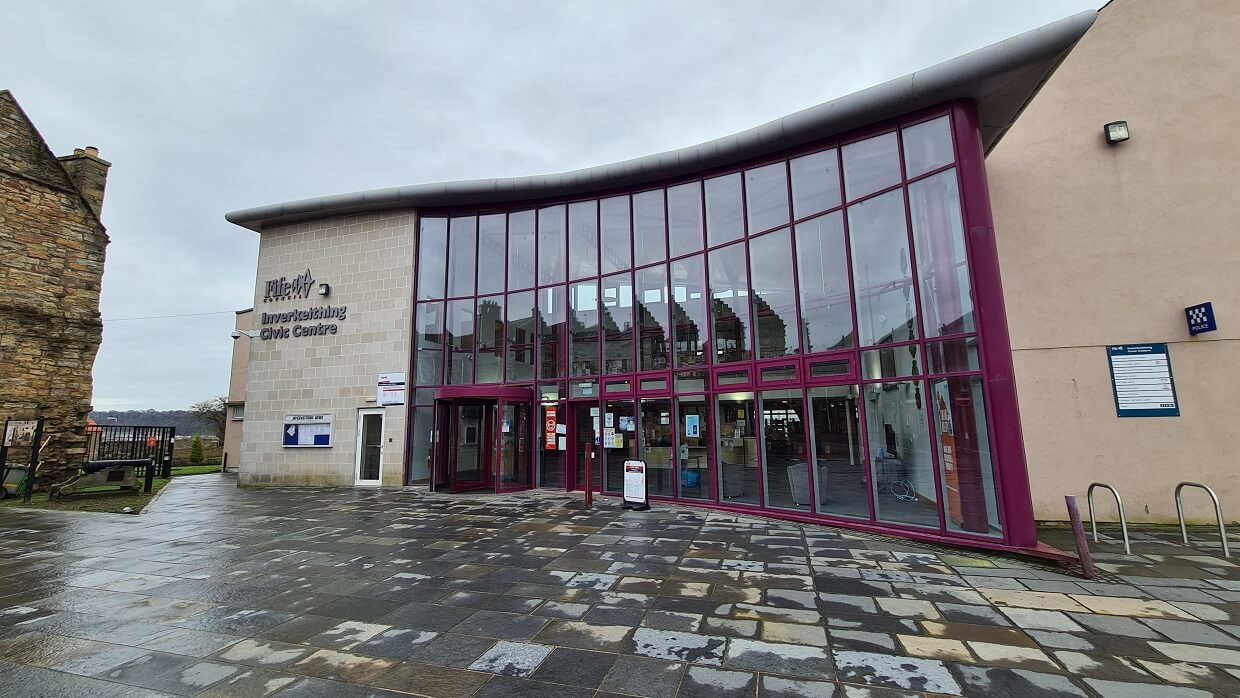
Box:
584 447 593 509
1065 495 1096 579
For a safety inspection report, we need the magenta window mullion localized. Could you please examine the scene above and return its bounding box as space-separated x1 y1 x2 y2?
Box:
834 147 874 523
894 126 946 534
784 161 805 360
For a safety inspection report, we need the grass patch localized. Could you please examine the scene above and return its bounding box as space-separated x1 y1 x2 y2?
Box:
0 465 224 514
170 464 221 477
1 478 170 514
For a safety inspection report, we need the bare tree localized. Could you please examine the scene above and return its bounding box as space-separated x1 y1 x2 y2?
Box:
189 396 227 441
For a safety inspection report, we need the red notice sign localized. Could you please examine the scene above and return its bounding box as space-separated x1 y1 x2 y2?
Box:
544 406 557 450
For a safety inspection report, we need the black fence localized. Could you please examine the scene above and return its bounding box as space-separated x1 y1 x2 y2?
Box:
86 425 177 489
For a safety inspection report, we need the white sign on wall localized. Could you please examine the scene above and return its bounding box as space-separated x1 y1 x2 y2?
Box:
377 372 406 406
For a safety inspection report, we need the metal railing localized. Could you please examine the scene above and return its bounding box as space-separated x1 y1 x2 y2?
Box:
1087 482 1131 555
1175 482 1230 558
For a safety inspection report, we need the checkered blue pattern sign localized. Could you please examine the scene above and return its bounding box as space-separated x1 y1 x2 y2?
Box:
1185 302 1217 335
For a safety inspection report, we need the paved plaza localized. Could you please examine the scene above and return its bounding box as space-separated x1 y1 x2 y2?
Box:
0 475 1238 697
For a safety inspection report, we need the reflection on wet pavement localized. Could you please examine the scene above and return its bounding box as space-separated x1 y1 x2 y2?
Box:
0 474 1237 697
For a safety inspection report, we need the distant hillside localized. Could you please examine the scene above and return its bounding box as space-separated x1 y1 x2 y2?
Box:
89 410 213 435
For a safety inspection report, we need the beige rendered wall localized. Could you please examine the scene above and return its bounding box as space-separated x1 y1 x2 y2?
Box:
987 0 1240 523
221 309 251 472
239 211 414 487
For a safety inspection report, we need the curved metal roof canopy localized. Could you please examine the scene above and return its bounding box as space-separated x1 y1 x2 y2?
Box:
227 10 1096 232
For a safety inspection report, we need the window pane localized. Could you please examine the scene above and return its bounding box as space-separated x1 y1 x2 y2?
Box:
761 389 808 511
903 116 954 179
926 336 980 374
416 217 447 300
603 400 637 493
408 406 434 485
570 281 599 376
933 376 1001 536
677 396 710 499
670 255 709 368
717 392 758 505
809 359 849 379
795 212 854 352
675 370 707 393
601 273 633 375
861 344 921 380
842 132 901 201
446 298 474 384
508 210 536 290
849 190 918 346
568 200 599 281
414 301 444 385
749 228 799 358
705 173 743 246
477 213 506 295
868 379 938 528
909 169 974 337
506 290 535 382
790 149 841 219
538 204 566 286
601 195 631 274
760 365 796 383
447 216 477 297
537 285 566 379
636 265 670 371
745 162 790 234
640 377 667 391
809 385 866 519
709 242 751 363
475 295 504 383
633 190 666 267
639 398 674 497
667 181 704 258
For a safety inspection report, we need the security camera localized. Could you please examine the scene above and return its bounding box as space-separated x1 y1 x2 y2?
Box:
230 330 242 339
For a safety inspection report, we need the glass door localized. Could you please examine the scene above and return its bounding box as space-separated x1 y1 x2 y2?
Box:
569 402 600 491
497 401 533 492
355 408 384 486
450 401 493 492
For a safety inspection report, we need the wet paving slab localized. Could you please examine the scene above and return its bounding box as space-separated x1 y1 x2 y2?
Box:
0 474 1238 696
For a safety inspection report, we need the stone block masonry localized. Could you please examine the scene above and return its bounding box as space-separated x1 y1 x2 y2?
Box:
0 90 109 485
239 210 413 487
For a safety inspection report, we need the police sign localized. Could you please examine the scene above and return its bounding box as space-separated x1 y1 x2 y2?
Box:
1185 302 1217 336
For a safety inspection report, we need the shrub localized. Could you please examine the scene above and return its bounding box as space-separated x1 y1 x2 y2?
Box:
189 435 204 466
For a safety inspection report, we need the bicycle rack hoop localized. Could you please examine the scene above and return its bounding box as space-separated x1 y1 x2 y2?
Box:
1086 482 1131 556
1175 482 1230 558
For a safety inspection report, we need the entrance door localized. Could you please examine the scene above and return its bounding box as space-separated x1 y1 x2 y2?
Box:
355 408 384 486
496 401 533 492
450 402 493 492
569 402 600 492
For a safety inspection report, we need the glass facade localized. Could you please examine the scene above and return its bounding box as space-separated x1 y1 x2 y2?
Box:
411 110 1005 542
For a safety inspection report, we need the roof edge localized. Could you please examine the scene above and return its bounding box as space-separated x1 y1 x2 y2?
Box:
226 10 1097 232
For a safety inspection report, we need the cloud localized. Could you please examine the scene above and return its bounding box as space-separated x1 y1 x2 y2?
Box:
2 0 1101 409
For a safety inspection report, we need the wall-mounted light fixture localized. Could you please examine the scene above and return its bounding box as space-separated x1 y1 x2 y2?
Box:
318 283 331 297
231 329 260 340
1103 121 1130 145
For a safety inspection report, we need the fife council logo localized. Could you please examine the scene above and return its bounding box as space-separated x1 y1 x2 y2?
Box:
264 269 315 303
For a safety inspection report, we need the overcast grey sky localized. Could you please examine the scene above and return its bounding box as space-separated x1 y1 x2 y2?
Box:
4 0 1101 410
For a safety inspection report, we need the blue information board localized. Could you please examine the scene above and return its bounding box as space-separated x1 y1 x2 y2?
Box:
282 413 333 447
1107 344 1179 418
